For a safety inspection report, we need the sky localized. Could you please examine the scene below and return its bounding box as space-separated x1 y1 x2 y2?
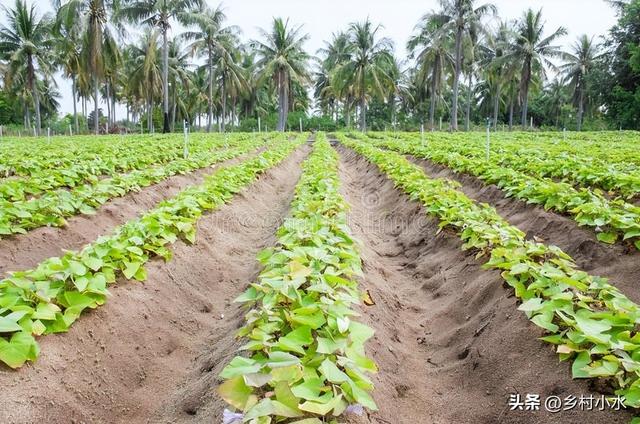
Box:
0 0 620 115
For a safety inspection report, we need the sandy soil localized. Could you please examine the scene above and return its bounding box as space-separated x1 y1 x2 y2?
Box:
0 143 311 424
0 147 261 278
408 156 640 304
335 145 633 424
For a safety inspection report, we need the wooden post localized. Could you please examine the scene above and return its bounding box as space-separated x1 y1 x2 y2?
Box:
258 116 261 133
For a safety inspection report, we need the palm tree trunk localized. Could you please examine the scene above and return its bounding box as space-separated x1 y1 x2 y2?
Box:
147 98 152 133
345 97 351 129
429 74 437 130
508 93 514 131
465 73 472 131
221 73 227 132
451 25 463 131
207 49 213 132
162 27 170 133
232 97 236 129
577 86 585 131
277 71 286 132
93 74 99 135
106 81 111 129
24 100 29 130
112 93 116 125
28 57 41 136
359 95 366 132
520 63 531 129
492 83 501 131
72 75 79 134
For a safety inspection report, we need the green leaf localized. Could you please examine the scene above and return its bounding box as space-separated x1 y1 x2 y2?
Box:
82 256 104 272
68 260 88 276
217 376 252 410
0 332 39 369
291 378 325 401
220 356 262 379
267 351 301 368
572 351 591 379
596 231 618 244
123 261 142 280
277 326 313 355
275 381 301 411
531 312 559 332
319 359 349 384
298 394 342 415
0 316 23 332
31 303 60 321
518 298 544 312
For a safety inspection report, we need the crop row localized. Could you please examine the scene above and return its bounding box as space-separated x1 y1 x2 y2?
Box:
218 134 377 423
490 132 640 166
0 135 271 237
395 133 640 199
0 134 255 201
366 134 640 249
340 135 640 408
0 135 305 369
0 135 188 178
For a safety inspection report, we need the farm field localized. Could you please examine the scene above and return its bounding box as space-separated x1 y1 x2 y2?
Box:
1 131 639 424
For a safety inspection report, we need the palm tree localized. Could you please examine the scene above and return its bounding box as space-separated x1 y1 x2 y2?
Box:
561 35 600 131
117 0 201 133
0 0 53 135
334 19 394 131
315 32 352 122
252 18 309 132
126 29 162 132
53 1 83 133
478 20 514 130
182 3 243 132
56 0 119 135
506 8 566 129
408 15 454 130
428 0 496 130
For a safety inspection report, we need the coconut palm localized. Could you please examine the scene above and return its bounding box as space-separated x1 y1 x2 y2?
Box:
55 0 119 135
334 19 394 131
0 0 53 135
126 29 162 132
315 32 353 121
408 15 454 130
117 0 201 133
505 8 567 129
182 3 243 132
561 35 600 131
252 18 309 132
53 2 83 133
427 0 496 130
478 20 515 129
